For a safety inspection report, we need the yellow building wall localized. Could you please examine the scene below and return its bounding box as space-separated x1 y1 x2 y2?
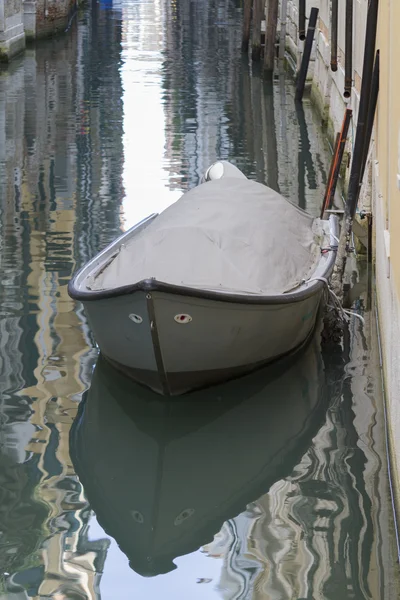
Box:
387 2 400 298
377 0 400 297
376 0 389 218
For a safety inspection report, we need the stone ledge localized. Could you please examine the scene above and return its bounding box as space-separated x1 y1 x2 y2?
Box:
0 29 25 62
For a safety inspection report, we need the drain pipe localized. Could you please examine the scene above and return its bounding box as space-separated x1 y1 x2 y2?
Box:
331 0 379 295
344 0 353 97
360 50 380 189
331 0 338 71
299 0 306 40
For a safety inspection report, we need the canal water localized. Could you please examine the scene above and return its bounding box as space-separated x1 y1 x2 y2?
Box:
0 0 399 598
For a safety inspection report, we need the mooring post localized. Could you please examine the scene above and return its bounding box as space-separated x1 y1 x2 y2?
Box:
251 0 264 61
295 7 319 102
242 0 253 53
264 0 279 71
321 109 353 218
321 133 340 216
331 0 379 298
279 0 288 62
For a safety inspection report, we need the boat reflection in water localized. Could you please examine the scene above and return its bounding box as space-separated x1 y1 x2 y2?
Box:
70 334 330 577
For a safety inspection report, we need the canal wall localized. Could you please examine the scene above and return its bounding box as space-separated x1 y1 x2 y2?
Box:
282 0 400 515
0 0 78 61
0 0 26 60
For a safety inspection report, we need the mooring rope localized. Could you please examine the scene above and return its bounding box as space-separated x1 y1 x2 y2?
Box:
308 275 365 325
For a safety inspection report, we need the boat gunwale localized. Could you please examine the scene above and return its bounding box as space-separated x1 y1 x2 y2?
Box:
68 214 339 306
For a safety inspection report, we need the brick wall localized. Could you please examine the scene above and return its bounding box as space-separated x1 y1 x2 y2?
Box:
34 0 77 38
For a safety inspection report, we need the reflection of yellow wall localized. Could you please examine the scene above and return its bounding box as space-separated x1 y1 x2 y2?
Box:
377 1 400 297
18 193 97 597
17 101 97 597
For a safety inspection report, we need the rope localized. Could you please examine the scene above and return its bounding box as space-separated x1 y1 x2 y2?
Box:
308 276 365 325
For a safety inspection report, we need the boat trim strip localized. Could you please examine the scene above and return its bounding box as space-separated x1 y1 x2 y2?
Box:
146 293 170 396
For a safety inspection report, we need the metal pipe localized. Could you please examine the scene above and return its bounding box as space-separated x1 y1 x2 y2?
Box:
346 0 379 220
295 7 319 102
360 50 380 189
299 0 306 40
332 0 380 292
320 109 353 218
344 0 353 97
321 133 340 217
331 0 338 72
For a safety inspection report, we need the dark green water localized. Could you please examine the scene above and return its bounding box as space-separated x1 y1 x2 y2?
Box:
0 1 398 598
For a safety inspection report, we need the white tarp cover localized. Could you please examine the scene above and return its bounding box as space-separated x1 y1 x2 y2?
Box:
91 179 326 295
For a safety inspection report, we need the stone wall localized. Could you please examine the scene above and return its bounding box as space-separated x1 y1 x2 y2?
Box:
0 0 25 61
31 0 77 40
282 0 400 517
0 0 78 60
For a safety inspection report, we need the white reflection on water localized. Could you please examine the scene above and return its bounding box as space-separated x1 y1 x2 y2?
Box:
120 0 182 230
88 516 224 600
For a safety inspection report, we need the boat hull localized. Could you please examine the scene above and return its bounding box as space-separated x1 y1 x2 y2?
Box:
69 213 339 395
82 287 324 395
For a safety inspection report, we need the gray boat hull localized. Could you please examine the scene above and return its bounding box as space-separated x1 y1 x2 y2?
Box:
69 214 339 395
82 286 322 395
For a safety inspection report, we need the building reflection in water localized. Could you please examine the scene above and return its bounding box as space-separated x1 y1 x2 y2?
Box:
0 0 394 598
202 321 388 600
0 1 123 597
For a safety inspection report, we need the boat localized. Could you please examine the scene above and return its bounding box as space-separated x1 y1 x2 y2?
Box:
70 335 330 577
68 161 338 395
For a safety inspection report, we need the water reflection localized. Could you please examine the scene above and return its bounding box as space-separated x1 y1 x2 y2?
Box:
0 0 397 597
70 336 328 578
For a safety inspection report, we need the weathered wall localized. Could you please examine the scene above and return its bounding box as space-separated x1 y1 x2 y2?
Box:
285 0 367 135
1 0 79 60
0 0 25 61
374 0 400 512
283 0 400 513
33 0 77 39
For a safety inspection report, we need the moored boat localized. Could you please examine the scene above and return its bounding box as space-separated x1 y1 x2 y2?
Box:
68 161 338 395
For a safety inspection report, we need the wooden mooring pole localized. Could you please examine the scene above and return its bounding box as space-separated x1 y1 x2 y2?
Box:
295 7 319 102
242 0 253 53
331 0 379 299
279 0 288 62
251 0 264 61
264 0 279 71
